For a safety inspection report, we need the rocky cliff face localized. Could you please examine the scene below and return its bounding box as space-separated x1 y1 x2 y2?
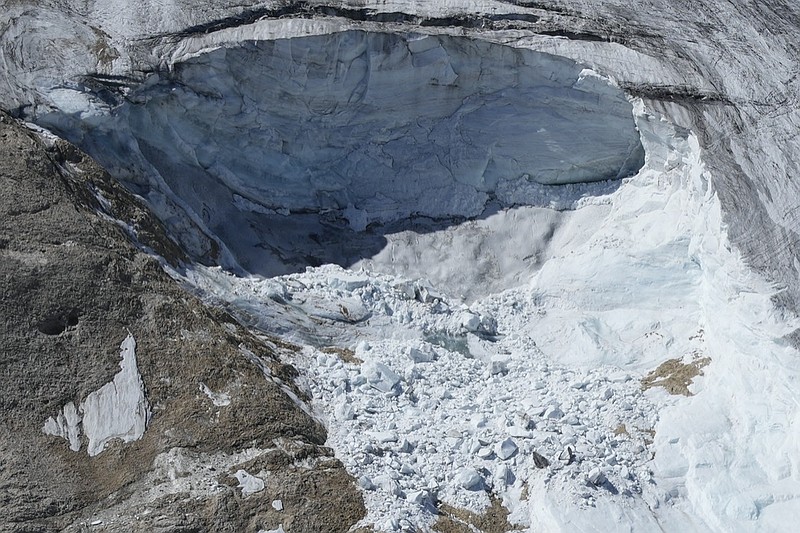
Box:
0 112 364 532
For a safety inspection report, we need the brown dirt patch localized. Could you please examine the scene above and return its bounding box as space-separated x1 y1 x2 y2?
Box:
321 346 363 364
433 495 516 533
641 357 711 396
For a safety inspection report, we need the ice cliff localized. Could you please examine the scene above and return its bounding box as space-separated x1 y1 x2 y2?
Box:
29 30 643 269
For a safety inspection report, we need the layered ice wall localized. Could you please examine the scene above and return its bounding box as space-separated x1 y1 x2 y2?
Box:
39 31 642 259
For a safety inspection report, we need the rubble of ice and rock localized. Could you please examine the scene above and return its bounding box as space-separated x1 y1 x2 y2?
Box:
168 93 800 532
169 102 713 531
10 2 800 530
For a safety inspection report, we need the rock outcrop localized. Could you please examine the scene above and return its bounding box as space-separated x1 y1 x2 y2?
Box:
0 112 364 532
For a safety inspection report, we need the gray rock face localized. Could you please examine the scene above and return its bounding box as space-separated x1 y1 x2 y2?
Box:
0 112 364 532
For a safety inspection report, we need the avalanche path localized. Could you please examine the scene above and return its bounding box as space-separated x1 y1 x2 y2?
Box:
182 100 800 532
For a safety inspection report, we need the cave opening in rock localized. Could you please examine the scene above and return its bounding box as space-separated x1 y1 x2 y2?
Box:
39 30 644 298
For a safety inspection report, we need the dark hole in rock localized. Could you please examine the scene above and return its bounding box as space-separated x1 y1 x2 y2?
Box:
36 308 81 335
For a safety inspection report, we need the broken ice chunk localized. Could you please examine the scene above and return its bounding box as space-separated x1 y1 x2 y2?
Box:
587 467 606 486
361 361 402 394
458 311 496 335
374 474 404 497
416 283 444 303
477 446 495 459
544 405 565 419
82 334 150 456
496 438 518 460
369 431 398 444
358 476 377 491
397 438 413 453
400 463 415 475
407 346 436 363
334 403 356 421
460 312 482 332
490 358 509 376
495 464 514 487
456 467 483 490
406 490 428 505
233 469 265 496
328 272 370 291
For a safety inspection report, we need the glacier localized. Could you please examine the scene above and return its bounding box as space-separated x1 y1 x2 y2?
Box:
32 30 643 275
4 0 800 531
187 98 799 532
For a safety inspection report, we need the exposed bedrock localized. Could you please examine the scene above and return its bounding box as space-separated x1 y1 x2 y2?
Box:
0 111 364 532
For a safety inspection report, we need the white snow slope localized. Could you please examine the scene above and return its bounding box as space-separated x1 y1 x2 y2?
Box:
4 1 800 532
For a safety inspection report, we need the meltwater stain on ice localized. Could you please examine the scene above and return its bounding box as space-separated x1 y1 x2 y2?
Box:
43 333 150 456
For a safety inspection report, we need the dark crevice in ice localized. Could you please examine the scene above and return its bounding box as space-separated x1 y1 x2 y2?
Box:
152 2 543 41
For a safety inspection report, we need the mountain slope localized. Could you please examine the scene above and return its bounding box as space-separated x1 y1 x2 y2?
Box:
0 112 364 532
3 1 800 532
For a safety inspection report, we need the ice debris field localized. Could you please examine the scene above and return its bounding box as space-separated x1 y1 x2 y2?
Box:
183 100 800 532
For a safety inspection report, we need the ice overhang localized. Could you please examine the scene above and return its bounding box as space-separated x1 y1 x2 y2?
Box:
38 31 643 228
